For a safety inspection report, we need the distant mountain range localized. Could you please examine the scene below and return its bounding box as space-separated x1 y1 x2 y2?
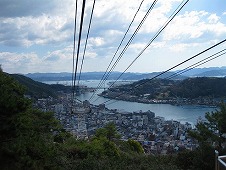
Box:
178 66 226 77
25 66 226 82
25 71 186 81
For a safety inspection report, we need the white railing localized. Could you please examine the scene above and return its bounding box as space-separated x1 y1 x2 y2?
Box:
215 150 226 170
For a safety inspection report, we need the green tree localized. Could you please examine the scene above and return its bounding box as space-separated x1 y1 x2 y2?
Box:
0 71 30 141
187 103 226 170
95 122 120 141
189 103 226 150
92 122 121 158
0 72 68 169
127 139 144 154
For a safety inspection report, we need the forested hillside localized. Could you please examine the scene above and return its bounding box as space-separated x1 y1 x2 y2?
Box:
10 73 72 98
105 77 226 100
168 77 226 98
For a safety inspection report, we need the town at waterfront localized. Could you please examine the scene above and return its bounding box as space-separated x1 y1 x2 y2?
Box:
35 92 201 155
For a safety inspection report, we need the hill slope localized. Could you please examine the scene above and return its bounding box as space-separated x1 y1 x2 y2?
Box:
11 73 71 98
168 77 226 98
103 77 226 101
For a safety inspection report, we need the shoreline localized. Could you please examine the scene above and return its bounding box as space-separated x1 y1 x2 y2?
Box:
98 94 219 108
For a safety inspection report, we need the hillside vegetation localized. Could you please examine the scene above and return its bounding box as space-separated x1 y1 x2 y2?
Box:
168 77 226 99
10 73 72 98
105 77 226 100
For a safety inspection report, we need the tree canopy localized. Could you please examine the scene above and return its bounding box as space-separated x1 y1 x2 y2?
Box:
0 72 67 169
189 103 226 150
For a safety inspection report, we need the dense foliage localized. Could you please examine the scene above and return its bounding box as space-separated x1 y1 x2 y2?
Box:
107 77 226 100
11 73 57 98
169 77 226 99
187 103 226 169
0 71 67 169
11 73 72 98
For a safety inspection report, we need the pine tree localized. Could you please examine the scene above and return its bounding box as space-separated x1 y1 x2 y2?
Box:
189 103 226 151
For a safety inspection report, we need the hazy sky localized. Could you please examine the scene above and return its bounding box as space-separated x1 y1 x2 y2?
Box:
0 0 226 74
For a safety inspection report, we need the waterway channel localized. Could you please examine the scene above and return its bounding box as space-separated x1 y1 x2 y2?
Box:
44 80 217 126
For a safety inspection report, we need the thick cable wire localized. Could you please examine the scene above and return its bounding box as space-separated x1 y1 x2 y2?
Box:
71 0 78 106
89 0 157 101
92 0 189 103
166 49 226 80
90 0 145 95
106 49 226 106
77 0 96 87
108 0 189 89
91 0 158 100
72 0 86 99
101 39 226 105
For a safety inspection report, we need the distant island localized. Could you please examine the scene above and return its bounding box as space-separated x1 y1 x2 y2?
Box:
99 77 226 106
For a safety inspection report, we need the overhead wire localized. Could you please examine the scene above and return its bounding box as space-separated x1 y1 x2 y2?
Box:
105 48 226 106
71 0 78 105
166 48 226 80
90 0 158 101
92 0 189 103
93 0 145 90
88 0 148 101
107 0 189 89
77 0 96 87
100 39 226 105
89 0 158 101
72 0 87 104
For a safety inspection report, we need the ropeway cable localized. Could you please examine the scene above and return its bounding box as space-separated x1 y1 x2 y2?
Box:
166 48 226 80
89 0 158 101
105 48 226 106
107 0 189 89
91 0 189 103
71 0 78 105
101 39 226 105
77 0 96 87
72 0 86 104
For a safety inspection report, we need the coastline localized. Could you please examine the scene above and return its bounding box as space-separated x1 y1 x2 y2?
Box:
98 93 219 108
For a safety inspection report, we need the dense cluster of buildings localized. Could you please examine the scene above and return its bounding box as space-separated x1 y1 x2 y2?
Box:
34 94 197 155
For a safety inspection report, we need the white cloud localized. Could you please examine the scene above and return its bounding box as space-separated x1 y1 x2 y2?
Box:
0 14 72 47
208 14 220 23
163 11 226 41
0 52 41 73
151 42 166 48
0 0 186 48
170 43 191 52
89 37 105 47
0 0 226 73
129 43 147 52
84 51 97 59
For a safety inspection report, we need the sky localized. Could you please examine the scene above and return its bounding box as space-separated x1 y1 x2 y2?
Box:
0 0 226 74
